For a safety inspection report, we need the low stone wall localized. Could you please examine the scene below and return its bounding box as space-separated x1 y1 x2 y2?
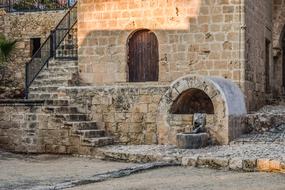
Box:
61 84 169 145
0 101 73 154
61 76 246 146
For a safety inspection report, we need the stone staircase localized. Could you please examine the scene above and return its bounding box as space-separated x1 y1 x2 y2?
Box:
28 59 114 149
56 26 78 59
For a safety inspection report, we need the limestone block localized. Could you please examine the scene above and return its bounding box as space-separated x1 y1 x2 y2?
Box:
229 157 243 171
176 133 209 149
181 156 198 166
242 159 257 172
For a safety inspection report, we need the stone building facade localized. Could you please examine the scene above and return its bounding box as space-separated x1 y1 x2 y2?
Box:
3 0 285 154
0 10 65 98
76 0 285 112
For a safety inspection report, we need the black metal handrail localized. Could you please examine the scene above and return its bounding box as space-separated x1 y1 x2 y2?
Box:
25 1 77 98
0 0 76 12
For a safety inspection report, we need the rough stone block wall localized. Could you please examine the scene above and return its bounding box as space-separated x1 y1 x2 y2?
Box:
272 0 285 98
244 0 273 111
64 84 169 145
0 10 65 98
0 104 72 154
78 0 245 89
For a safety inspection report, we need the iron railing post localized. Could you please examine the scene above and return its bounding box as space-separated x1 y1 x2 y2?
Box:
8 0 11 12
25 63 29 99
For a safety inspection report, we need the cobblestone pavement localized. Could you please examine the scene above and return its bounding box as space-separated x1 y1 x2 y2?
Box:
99 122 285 173
232 124 285 144
69 167 285 190
257 105 285 114
0 149 138 190
99 142 285 172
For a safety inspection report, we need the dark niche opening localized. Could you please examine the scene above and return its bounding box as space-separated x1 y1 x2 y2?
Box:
30 38 41 58
170 88 214 114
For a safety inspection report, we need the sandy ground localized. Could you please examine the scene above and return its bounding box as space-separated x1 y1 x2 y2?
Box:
0 150 137 190
69 167 285 190
0 150 284 190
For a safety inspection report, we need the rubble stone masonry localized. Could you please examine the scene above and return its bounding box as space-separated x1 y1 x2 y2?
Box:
0 10 65 98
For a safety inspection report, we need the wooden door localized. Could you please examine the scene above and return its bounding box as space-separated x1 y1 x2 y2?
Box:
128 29 159 82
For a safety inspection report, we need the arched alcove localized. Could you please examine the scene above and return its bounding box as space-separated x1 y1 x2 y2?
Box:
127 29 159 82
157 75 247 145
170 88 214 114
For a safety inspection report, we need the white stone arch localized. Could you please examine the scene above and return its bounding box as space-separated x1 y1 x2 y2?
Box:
156 75 247 145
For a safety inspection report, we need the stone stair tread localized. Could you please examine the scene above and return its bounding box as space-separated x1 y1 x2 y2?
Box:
54 113 87 117
46 66 78 69
38 72 72 76
77 129 104 132
75 129 105 138
43 106 78 114
45 99 70 106
82 136 114 147
53 113 88 122
63 121 97 125
63 121 98 130
33 78 70 82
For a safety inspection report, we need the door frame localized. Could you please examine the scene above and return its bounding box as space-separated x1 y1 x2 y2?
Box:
126 29 159 82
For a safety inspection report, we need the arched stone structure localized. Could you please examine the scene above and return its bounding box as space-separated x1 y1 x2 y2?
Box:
157 75 247 145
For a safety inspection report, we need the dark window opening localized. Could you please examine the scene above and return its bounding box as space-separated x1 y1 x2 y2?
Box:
128 29 159 82
265 39 270 93
30 38 41 58
170 88 214 114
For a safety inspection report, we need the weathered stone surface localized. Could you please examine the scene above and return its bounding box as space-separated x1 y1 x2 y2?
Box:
176 133 209 149
62 84 169 145
99 143 285 173
0 10 65 98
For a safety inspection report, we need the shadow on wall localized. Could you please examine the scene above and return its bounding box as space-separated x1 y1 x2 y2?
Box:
76 0 244 85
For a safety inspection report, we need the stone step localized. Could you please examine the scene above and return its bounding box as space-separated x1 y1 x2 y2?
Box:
75 129 105 138
82 137 114 147
44 66 78 73
63 121 98 130
33 79 69 86
29 93 58 100
42 106 79 114
55 52 78 58
57 44 77 50
54 114 88 121
37 72 72 80
24 113 49 121
48 60 77 67
45 99 70 106
29 86 60 92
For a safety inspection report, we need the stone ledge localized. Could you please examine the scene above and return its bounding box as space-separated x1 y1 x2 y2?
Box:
0 99 45 106
97 145 285 173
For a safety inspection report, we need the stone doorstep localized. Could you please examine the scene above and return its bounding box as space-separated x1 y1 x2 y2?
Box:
97 148 285 174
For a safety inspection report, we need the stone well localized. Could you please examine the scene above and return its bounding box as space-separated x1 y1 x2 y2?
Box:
157 75 247 145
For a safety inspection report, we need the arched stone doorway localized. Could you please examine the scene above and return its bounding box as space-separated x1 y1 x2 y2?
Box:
157 75 247 145
127 29 159 82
